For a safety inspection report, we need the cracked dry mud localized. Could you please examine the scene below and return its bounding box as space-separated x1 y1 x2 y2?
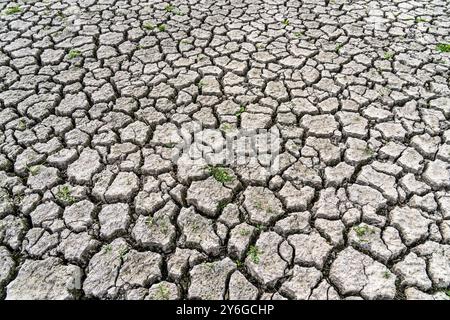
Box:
0 0 450 301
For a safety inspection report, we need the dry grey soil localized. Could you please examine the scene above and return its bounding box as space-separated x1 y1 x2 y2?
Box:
0 0 450 300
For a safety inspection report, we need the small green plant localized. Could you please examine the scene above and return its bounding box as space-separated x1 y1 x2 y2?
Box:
119 247 129 258
235 105 246 117
146 215 168 233
67 49 81 59
235 260 244 268
157 218 170 234
56 186 75 204
103 244 112 253
248 245 261 264
26 165 40 176
293 31 303 37
239 229 251 237
282 18 290 26
197 80 205 88
196 54 207 62
205 262 215 270
12 194 24 206
444 289 450 297
143 22 154 30
217 200 228 212
156 283 170 300
335 43 343 53
190 221 201 233
254 201 272 213
157 24 166 32
363 145 375 157
4 6 21 15
353 225 375 238
164 4 175 13
17 119 26 130
383 271 391 279
208 166 233 183
220 123 232 131
174 9 184 16
415 17 428 23
436 43 450 53
164 142 176 148
383 52 394 60
146 216 155 227
255 224 265 232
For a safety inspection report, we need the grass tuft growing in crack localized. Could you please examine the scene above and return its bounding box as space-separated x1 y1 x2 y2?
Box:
164 142 176 148
146 216 155 227
12 194 24 206
353 225 375 238
103 244 112 253
217 200 229 212
157 218 170 234
164 4 175 13
119 247 129 259
26 165 40 176
17 119 27 130
255 224 265 232
220 123 232 132
415 17 428 23
363 145 376 157
4 6 21 15
56 10 65 19
190 221 201 233
208 165 233 183
196 54 207 62
197 80 205 88
254 200 273 214
205 262 216 271
235 105 246 117
247 245 262 264
174 9 184 16
156 283 170 300
383 52 394 60
281 18 289 26
143 22 154 30
67 49 81 59
239 229 251 237
56 186 75 204
436 43 450 53
147 216 170 234
157 24 166 32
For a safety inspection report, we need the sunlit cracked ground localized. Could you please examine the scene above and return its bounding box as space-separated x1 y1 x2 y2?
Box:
0 0 450 300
